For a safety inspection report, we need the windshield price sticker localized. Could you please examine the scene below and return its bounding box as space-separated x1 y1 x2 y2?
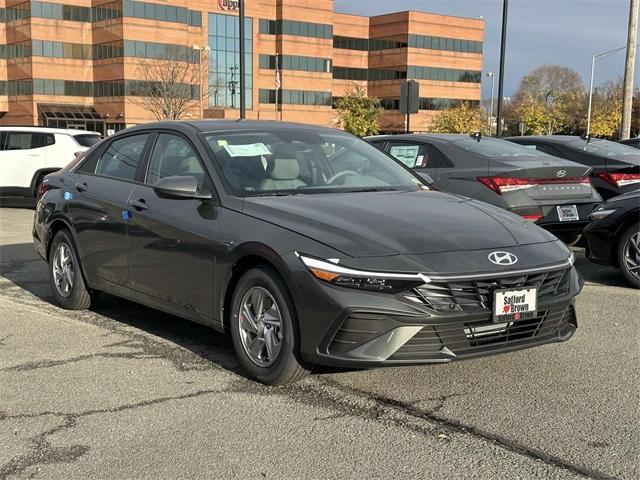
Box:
493 288 537 322
224 143 272 157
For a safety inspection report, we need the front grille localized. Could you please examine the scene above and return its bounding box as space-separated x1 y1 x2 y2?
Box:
388 304 575 361
406 268 571 313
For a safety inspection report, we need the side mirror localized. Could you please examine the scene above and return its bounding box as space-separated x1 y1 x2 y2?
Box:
152 176 212 200
419 173 437 189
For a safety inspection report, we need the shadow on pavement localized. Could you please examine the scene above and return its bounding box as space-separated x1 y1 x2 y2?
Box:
0 242 352 380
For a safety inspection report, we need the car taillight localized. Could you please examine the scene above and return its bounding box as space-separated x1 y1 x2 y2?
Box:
477 176 590 195
597 172 640 187
36 182 49 200
522 214 544 221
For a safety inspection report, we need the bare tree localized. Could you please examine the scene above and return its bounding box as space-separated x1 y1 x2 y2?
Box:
131 47 205 121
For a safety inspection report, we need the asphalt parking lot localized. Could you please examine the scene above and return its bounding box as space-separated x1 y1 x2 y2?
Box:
0 207 638 480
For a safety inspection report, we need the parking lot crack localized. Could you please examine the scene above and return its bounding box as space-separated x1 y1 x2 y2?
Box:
316 378 618 480
0 389 224 479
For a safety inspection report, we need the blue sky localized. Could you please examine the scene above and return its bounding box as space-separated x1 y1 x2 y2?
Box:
333 0 637 98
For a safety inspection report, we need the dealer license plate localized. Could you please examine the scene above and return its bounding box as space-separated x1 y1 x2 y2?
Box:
493 288 538 322
557 205 579 222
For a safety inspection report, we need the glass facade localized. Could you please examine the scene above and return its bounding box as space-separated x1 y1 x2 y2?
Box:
208 13 252 110
408 66 481 83
259 54 331 73
259 89 332 106
31 1 91 22
259 19 332 39
0 79 197 98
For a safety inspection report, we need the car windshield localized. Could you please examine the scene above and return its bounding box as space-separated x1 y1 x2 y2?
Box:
203 129 424 196
452 137 543 157
567 139 640 157
74 134 102 147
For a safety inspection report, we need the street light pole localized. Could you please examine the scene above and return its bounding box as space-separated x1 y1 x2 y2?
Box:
586 44 639 137
496 0 509 136
487 72 495 135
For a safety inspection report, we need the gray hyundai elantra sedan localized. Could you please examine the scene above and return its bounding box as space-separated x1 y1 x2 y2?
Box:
33 121 582 384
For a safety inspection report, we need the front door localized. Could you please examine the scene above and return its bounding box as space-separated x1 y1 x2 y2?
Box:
127 132 218 320
69 132 151 287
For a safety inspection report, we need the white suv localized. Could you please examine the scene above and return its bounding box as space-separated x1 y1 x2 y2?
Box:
0 127 102 199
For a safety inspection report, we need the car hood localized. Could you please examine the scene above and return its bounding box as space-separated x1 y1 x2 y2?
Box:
604 188 640 206
242 190 557 258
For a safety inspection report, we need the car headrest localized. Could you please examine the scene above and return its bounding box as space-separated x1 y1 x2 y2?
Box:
269 157 300 180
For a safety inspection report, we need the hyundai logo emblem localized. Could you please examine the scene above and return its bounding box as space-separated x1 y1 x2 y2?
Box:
556 169 567 178
488 251 518 266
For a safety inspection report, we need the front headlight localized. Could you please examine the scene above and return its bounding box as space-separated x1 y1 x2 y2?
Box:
589 208 617 221
297 254 425 293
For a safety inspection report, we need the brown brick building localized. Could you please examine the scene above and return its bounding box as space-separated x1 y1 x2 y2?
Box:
0 0 484 133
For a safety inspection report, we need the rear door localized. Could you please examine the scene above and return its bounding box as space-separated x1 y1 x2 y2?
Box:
0 131 48 188
127 131 218 320
69 132 152 287
385 141 444 186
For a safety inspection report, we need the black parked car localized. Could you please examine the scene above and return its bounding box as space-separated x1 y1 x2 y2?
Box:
368 134 601 244
583 190 640 288
34 121 582 385
506 135 640 200
619 138 640 149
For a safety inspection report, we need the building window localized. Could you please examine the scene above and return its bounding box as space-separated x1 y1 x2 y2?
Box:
30 1 91 22
259 54 331 73
208 13 253 110
259 89 331 106
122 0 201 26
332 67 406 81
408 34 483 54
259 19 332 39
333 36 407 51
92 1 123 22
377 97 481 111
407 66 481 83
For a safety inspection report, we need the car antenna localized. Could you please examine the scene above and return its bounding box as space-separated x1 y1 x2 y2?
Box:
581 134 592 144
470 132 482 142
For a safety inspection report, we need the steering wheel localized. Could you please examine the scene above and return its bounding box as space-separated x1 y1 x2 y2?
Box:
327 170 359 184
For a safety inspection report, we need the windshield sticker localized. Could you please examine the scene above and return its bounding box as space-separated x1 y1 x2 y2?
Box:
389 145 420 167
224 143 272 157
217 139 228 146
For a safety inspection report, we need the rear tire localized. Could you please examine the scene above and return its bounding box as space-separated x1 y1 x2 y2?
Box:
229 266 310 385
617 224 640 289
49 230 92 310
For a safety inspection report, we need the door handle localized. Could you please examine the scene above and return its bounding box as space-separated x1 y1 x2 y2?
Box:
74 182 87 192
131 199 149 211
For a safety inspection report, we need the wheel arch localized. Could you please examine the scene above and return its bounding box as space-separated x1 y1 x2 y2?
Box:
220 244 300 335
611 211 640 268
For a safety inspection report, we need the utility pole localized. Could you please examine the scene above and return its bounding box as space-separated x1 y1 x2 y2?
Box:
621 0 639 139
238 0 246 119
496 0 509 137
487 72 495 135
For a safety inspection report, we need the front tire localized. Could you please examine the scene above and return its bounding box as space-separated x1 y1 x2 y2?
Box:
617 224 640 289
230 267 310 385
49 230 92 310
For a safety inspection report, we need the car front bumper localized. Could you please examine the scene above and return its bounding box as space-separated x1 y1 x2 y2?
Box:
290 257 582 368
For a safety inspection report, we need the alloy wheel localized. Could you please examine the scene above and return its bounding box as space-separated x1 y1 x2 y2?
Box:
238 286 283 367
52 243 75 298
623 231 640 281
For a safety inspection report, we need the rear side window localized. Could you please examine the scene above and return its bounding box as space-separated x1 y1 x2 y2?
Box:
95 134 149 181
0 132 51 151
533 144 564 157
73 134 102 147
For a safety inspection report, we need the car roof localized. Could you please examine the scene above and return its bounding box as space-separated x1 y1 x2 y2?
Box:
0 126 100 136
367 133 484 144
121 119 342 135
504 135 582 144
